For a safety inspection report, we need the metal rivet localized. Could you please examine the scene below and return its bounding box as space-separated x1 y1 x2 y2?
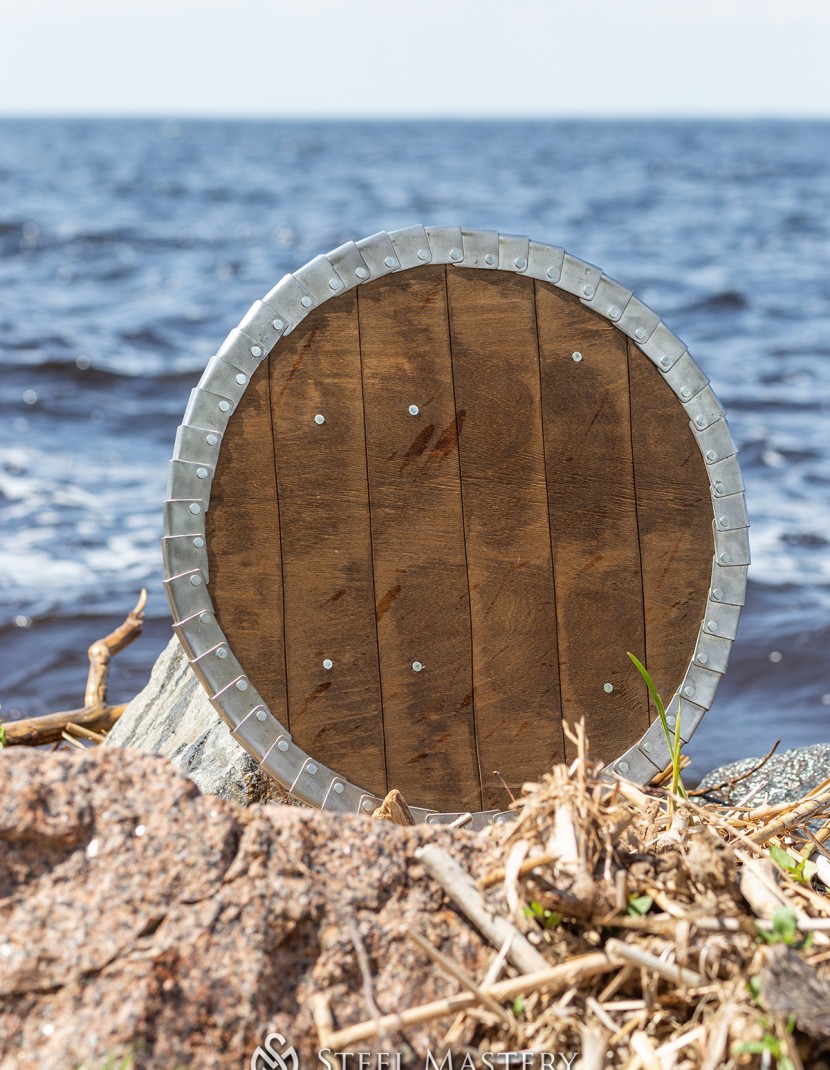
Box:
256 709 267 722
546 267 559 280
328 278 341 290
695 416 707 428
707 621 719 633
408 404 420 416
273 318 285 330
683 685 695 697
417 249 430 261
196 467 208 479
323 658 333 670
719 552 731 564
219 400 230 412
412 661 423 672
314 414 325 425
643 742 652 753
719 516 730 528
706 450 718 462
583 284 595 298
714 481 726 494
572 352 583 363
277 739 289 751
236 373 247 386
189 503 201 515
603 682 613 693
659 356 671 369
384 256 397 269
333 782 344 794
307 762 317 775
206 434 218 446
635 328 647 341
236 679 248 691
189 574 202 586
216 646 227 659
697 653 709 666
514 257 527 270
608 306 620 320
712 587 724 601
618 761 630 774
680 386 692 399
193 536 205 549
251 345 263 358
301 296 313 308
355 267 369 280
199 611 211 624
362 799 373 812
485 253 497 266
449 248 462 261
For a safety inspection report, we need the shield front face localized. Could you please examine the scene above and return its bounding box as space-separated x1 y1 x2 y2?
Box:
164 229 748 825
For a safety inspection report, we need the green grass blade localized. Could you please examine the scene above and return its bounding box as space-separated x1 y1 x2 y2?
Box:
627 651 665 720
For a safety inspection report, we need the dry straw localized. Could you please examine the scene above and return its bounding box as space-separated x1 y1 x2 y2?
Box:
318 722 830 1069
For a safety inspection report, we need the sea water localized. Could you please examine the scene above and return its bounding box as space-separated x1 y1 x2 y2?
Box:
1 118 829 776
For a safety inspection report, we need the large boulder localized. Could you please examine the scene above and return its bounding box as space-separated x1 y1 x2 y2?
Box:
0 748 491 1070
103 634 284 806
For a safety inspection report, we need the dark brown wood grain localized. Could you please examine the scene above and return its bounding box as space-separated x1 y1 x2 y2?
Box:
203 263 717 811
269 289 387 797
358 266 481 812
209 361 277 503
446 269 565 807
205 499 289 728
627 339 713 713
535 284 648 762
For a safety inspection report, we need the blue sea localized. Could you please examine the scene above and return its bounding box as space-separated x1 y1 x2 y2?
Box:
1 118 829 779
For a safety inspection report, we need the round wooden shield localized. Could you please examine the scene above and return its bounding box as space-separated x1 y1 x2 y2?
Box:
163 227 748 826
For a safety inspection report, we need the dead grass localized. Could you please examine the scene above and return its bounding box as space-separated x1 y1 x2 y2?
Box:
318 722 830 1069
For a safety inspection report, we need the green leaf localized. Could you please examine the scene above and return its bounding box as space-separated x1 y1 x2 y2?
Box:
626 893 654 917
627 652 665 721
798 857 818 882
512 997 524 1017
770 844 798 872
772 905 799 943
523 900 561 928
770 845 817 885
736 1040 772 1055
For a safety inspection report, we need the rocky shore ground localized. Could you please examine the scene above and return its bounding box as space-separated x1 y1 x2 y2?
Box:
4 634 830 1069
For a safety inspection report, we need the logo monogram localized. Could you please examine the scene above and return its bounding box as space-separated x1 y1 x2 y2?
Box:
250 1031 299 1070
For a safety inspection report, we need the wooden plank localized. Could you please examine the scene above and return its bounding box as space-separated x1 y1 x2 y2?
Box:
358 266 480 813
446 269 565 809
535 285 648 763
627 340 714 712
209 361 277 503
205 499 288 728
269 289 387 798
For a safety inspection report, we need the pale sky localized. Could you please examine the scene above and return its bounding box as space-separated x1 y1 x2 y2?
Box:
0 0 827 117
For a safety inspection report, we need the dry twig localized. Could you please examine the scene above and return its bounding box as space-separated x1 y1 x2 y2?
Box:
4 590 146 746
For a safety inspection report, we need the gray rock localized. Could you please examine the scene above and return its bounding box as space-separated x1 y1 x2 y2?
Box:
697 743 830 807
103 634 286 805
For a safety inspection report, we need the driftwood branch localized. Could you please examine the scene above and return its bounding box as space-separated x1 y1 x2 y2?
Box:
320 952 613 1050
4 590 146 746
372 788 415 825
414 843 548 975
405 928 513 1026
